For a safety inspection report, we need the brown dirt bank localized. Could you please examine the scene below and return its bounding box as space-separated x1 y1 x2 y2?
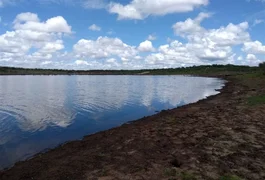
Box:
1 74 265 180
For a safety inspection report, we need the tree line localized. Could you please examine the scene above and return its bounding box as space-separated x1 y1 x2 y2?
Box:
0 64 263 75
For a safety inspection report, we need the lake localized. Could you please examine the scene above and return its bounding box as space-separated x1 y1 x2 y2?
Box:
0 75 224 169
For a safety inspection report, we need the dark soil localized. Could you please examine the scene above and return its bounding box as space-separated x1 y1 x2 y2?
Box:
1 74 265 180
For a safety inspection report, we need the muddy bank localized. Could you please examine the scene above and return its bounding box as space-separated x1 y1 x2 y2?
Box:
1 74 265 180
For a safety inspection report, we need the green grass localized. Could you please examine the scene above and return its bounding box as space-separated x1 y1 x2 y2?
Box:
180 172 197 180
219 175 241 180
236 71 265 89
247 95 265 106
236 71 264 79
163 168 177 177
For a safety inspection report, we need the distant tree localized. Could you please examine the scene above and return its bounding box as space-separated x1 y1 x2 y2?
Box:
259 62 265 74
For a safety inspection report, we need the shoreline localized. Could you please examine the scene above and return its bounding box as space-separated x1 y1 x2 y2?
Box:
0 75 226 170
1 74 265 180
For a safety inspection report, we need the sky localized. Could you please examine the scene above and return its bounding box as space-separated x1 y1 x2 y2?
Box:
0 0 265 70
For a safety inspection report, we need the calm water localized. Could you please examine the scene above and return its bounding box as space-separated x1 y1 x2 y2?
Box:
0 75 224 169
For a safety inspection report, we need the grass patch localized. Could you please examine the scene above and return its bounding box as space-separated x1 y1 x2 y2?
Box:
163 168 177 177
235 72 265 88
247 95 265 106
220 175 241 180
180 172 197 180
236 71 264 79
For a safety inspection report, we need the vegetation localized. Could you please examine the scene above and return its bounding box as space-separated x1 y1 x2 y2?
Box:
248 95 265 106
163 168 177 177
0 64 261 75
219 175 241 180
180 172 197 180
259 62 265 74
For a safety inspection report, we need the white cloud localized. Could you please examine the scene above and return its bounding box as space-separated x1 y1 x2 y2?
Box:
39 40 64 53
14 12 40 23
143 13 254 67
245 54 263 66
106 58 116 63
108 0 209 20
167 13 249 64
243 41 265 54
0 12 72 66
247 54 257 60
146 40 200 67
41 60 52 65
138 40 155 52
173 13 250 46
13 13 72 33
0 11 263 69
88 24 101 31
73 36 138 59
205 22 249 46
75 59 89 65
173 12 211 36
147 34 156 41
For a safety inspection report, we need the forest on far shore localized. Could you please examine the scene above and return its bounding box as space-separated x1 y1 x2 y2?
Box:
0 64 264 76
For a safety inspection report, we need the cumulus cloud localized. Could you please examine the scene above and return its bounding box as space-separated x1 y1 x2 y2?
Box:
0 11 263 69
88 24 101 31
0 12 72 66
13 13 72 33
173 12 211 35
145 13 253 67
106 58 116 63
243 41 265 54
75 59 89 65
146 40 199 67
73 36 138 59
39 40 64 53
13 12 40 23
138 40 155 52
173 12 250 47
108 0 209 20
247 54 257 60
245 54 263 66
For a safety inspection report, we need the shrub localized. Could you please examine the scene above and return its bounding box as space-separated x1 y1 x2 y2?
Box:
259 62 265 73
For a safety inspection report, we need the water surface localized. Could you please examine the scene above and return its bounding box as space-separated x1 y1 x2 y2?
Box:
0 75 224 169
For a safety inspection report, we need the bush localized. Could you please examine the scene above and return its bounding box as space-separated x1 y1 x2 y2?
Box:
259 62 265 69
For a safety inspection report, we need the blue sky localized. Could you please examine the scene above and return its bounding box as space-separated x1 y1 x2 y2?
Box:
0 0 265 69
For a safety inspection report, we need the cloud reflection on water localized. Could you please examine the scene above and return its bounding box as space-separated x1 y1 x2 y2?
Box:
0 75 224 169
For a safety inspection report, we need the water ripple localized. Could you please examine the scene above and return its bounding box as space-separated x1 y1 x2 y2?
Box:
0 75 224 169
